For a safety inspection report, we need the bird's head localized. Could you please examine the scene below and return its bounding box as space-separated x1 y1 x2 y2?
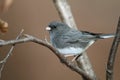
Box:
46 21 70 34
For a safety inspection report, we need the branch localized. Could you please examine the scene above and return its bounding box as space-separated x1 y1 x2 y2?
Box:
0 34 93 80
53 0 77 29
106 17 120 80
53 0 97 80
76 53 97 80
0 29 24 78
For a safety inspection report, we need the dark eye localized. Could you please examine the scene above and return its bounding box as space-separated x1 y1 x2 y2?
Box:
52 25 57 29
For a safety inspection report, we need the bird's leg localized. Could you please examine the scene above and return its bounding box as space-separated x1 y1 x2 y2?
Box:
64 54 83 62
72 55 79 62
64 54 75 57
72 54 82 62
64 54 76 62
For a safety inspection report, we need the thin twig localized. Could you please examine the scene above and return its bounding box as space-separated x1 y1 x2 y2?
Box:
106 17 120 80
0 29 24 78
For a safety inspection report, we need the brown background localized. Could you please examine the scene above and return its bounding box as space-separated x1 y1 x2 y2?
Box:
0 0 120 80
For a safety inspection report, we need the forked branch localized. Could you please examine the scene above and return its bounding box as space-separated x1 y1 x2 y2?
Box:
0 34 93 80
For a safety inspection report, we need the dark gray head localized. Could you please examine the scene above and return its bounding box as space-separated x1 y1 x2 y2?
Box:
46 21 71 34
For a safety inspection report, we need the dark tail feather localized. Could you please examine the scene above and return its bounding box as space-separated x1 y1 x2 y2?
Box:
82 31 115 39
98 34 115 39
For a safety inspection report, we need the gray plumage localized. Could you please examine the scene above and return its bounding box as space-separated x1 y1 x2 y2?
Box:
46 21 115 55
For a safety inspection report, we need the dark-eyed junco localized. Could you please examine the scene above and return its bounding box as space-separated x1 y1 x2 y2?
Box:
46 21 114 57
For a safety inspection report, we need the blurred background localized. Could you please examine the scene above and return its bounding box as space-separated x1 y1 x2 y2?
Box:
0 0 120 80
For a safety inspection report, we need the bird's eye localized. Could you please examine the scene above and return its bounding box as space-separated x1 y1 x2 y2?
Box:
53 25 56 29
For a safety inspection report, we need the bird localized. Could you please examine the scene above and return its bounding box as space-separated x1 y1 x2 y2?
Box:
46 21 115 58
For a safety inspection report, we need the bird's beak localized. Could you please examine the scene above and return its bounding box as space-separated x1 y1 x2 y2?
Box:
46 26 51 31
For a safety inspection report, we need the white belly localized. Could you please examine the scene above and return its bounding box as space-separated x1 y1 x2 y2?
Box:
57 40 95 55
57 47 84 55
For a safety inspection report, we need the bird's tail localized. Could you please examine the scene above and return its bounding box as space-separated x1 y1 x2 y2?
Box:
98 34 115 39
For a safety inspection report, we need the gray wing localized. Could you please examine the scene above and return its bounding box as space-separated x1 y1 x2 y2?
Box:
62 30 96 42
57 30 96 48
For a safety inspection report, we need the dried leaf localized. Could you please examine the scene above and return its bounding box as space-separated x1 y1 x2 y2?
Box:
0 19 8 33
